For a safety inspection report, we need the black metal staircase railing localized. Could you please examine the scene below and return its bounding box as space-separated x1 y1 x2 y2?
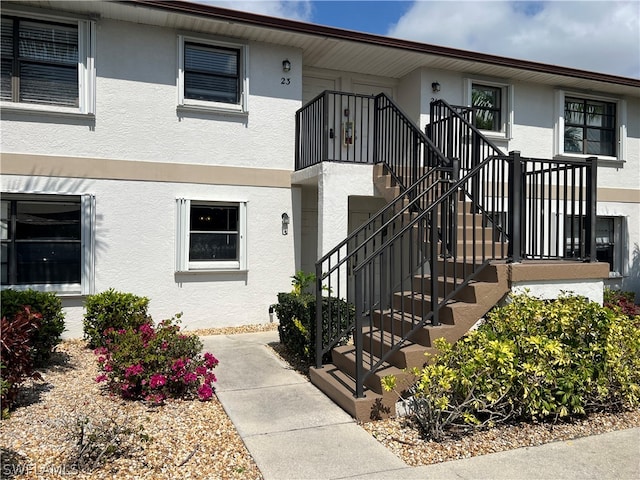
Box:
296 91 376 170
304 94 598 400
296 91 442 193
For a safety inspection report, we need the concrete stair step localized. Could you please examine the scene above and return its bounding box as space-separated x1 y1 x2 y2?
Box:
309 364 397 421
391 290 505 325
411 276 501 303
372 310 468 347
362 327 438 369
332 345 407 395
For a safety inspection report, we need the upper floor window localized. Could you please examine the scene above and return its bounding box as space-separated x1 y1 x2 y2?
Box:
0 13 95 115
178 35 248 113
471 84 501 131
1 194 95 294
555 91 625 162
564 97 616 157
464 79 513 139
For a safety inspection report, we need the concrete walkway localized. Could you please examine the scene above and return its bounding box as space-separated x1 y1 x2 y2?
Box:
201 331 640 480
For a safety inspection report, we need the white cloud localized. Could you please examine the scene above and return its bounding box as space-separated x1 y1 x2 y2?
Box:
194 0 313 21
386 1 640 78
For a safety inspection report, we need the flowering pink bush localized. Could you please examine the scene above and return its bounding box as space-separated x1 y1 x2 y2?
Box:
94 317 218 403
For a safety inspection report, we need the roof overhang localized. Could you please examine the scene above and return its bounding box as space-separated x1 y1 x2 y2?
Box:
5 0 639 97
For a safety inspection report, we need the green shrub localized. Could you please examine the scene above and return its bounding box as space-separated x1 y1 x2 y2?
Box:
83 289 150 348
1 289 65 366
1 307 43 413
383 294 640 440
275 292 354 364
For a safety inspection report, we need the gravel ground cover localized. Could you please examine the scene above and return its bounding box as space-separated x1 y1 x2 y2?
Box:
3 322 638 478
268 340 640 467
360 408 640 466
0 335 264 480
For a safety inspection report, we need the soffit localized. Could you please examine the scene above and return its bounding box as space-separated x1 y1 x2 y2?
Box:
5 0 639 98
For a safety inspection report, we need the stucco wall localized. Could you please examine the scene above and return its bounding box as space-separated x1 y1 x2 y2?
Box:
0 18 303 170
2 174 296 338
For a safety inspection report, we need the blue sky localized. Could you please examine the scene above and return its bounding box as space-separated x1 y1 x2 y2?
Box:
202 1 640 78
310 1 412 33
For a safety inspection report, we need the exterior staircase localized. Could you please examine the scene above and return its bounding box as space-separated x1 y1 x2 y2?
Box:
310 163 510 420
296 92 599 422
310 261 510 420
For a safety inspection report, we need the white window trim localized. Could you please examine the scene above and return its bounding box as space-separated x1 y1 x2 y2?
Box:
0 193 95 295
553 90 626 164
464 78 514 140
0 9 96 117
176 198 247 273
177 35 249 115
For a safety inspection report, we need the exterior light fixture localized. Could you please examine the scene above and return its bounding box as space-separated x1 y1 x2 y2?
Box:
432 82 441 93
281 212 290 235
282 59 291 72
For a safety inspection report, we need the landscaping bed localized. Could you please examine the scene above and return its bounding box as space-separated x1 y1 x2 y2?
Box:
361 407 640 466
270 342 640 466
0 336 264 479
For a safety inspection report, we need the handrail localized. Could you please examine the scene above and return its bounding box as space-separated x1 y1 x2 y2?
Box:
351 154 507 390
312 95 597 403
374 94 447 191
314 165 447 363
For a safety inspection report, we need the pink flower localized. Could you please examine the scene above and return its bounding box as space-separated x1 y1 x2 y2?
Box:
205 373 217 384
196 365 207 376
145 393 165 403
139 323 156 341
197 383 213 401
118 329 126 335
104 364 113 372
95 374 108 383
204 352 219 368
150 374 167 389
161 341 168 350
171 359 185 372
183 372 198 383
124 364 144 378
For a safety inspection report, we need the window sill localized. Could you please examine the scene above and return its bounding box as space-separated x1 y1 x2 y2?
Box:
176 269 248 274
0 102 95 120
177 104 248 117
478 130 510 141
0 283 83 295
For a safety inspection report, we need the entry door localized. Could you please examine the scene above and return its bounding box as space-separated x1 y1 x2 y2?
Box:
303 76 336 105
350 83 394 163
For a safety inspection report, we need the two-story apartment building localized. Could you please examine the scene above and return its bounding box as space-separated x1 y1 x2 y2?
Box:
2 0 639 347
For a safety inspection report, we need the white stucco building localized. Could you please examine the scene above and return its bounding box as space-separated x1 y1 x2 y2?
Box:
1 0 638 340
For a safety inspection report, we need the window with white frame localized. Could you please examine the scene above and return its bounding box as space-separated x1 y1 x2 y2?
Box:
1 193 95 293
565 215 625 277
177 36 248 113
176 199 247 272
465 79 512 138
564 97 616 157
555 91 626 162
0 13 95 115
